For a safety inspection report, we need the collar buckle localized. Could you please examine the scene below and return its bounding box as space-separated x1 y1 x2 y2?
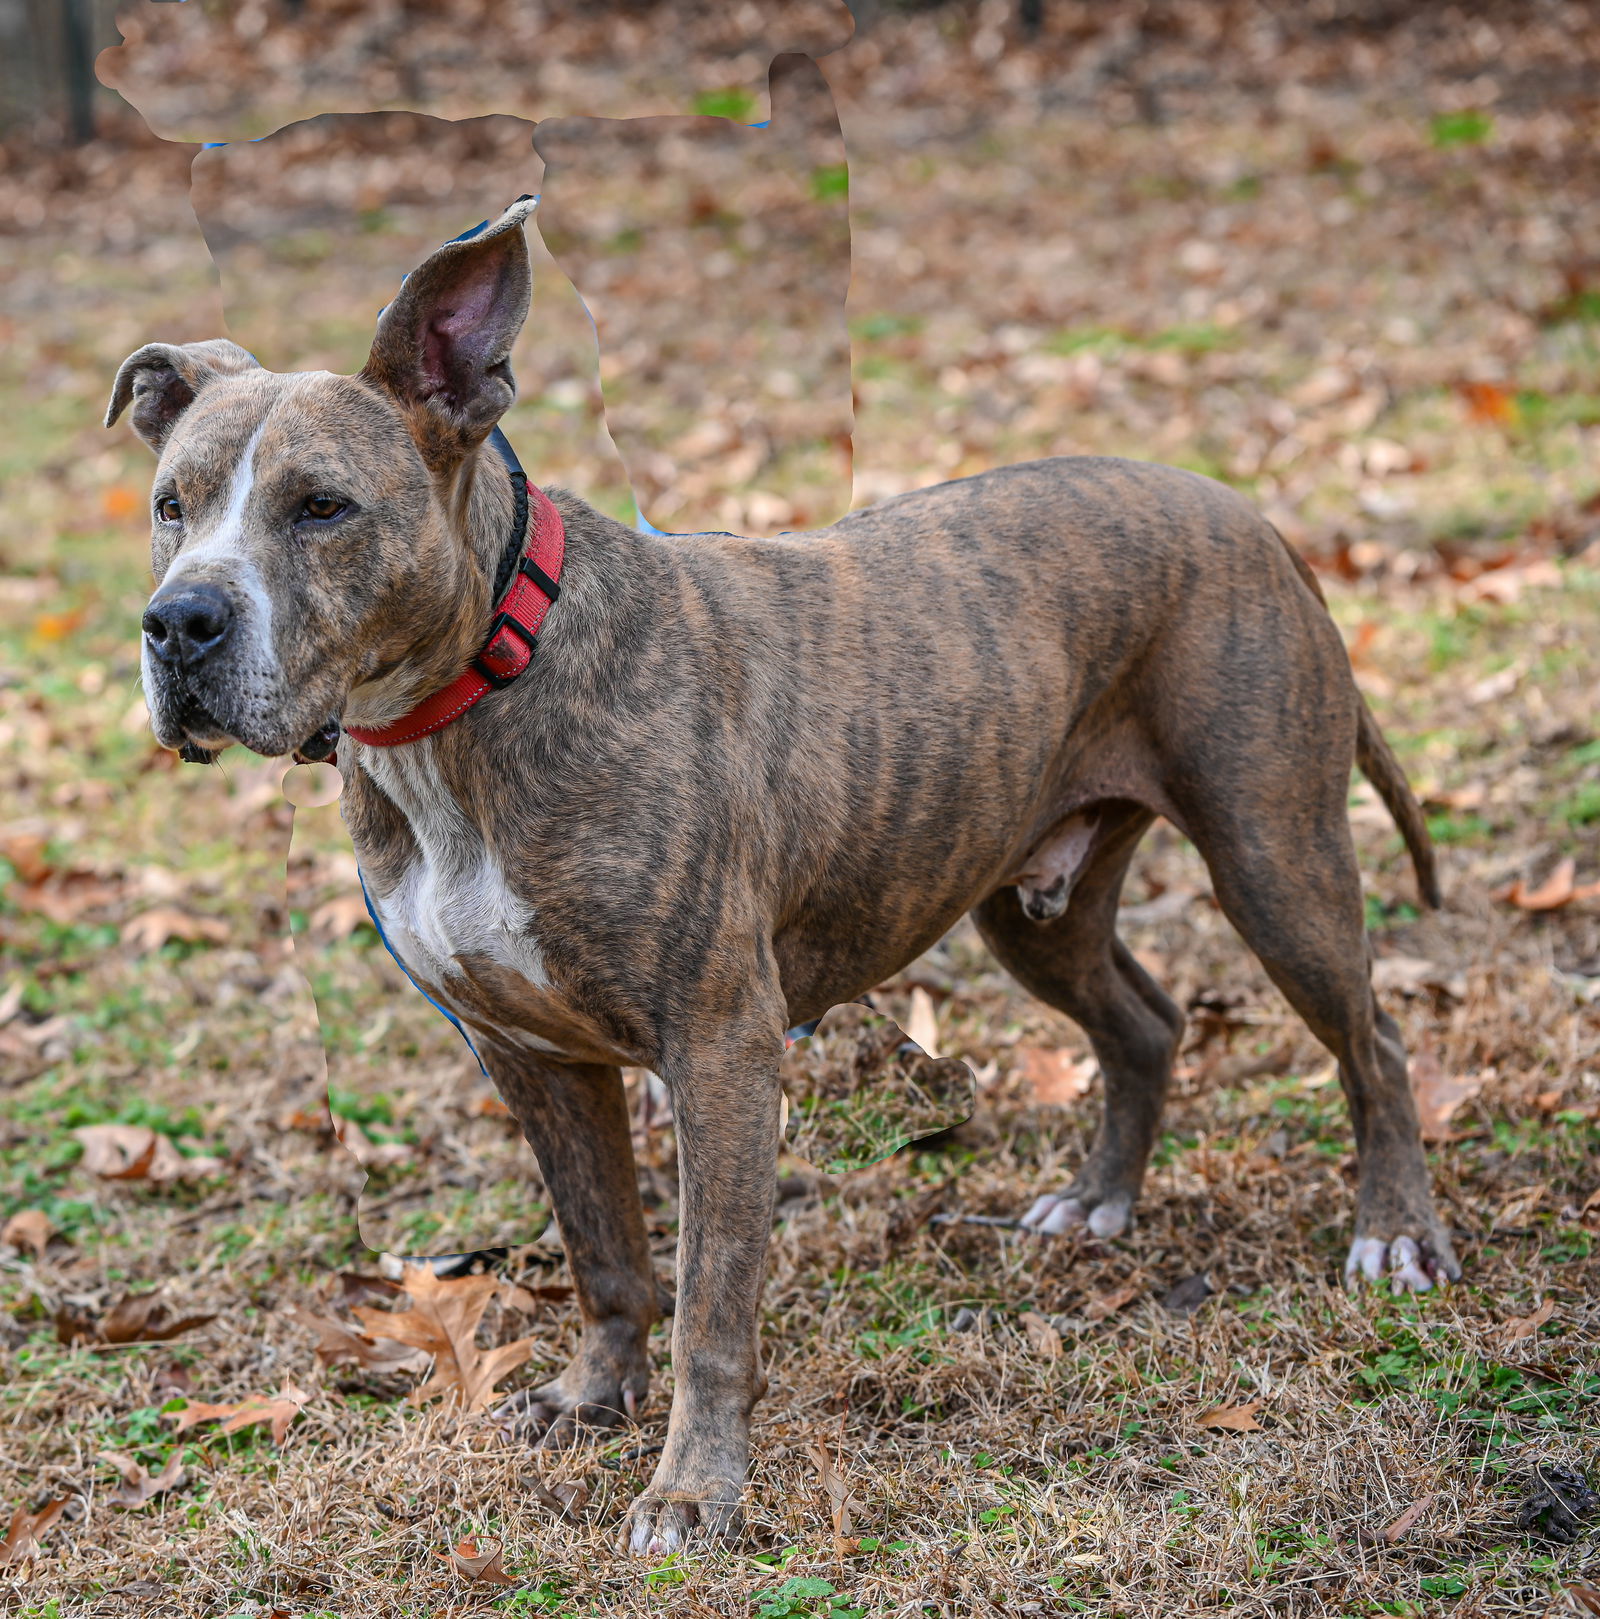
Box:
472 609 540 689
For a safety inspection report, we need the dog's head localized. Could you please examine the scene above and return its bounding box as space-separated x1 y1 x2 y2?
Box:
107 197 537 760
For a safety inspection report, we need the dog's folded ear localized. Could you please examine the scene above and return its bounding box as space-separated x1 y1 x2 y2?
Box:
105 338 261 452
360 196 537 472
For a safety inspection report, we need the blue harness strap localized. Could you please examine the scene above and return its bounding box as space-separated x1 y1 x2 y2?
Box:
357 869 490 1079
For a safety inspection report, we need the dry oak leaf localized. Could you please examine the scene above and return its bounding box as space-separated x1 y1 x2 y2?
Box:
98 1290 216 1346
440 1538 519 1585
309 892 373 943
0 1497 69 1566
353 1268 535 1414
1018 1310 1064 1360
1084 1282 1142 1323
290 1305 430 1376
165 1385 308 1446
74 1124 225 1184
1494 858 1600 913
334 1117 413 1170
0 1209 51 1259
1194 1399 1264 1432
808 1433 858 1539
904 986 941 1057
1499 1297 1556 1349
1378 1493 1436 1544
121 907 228 953
98 1450 186 1509
1014 1046 1096 1107
1407 1049 1485 1144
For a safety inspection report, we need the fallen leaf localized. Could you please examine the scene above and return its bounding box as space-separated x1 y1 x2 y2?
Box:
353 1268 535 1414
439 1537 519 1585
335 1272 402 1308
1463 558 1562 605
0 1497 69 1565
1493 858 1600 912
1499 1297 1556 1348
807 1434 858 1539
1459 380 1512 424
0 831 51 885
496 1281 573 1314
1014 1046 1096 1107
1567 1582 1600 1615
1379 1492 1436 1543
166 1385 308 1445
74 1125 225 1184
13 871 123 925
309 892 373 943
1195 1398 1263 1431
98 1291 216 1345
1084 1282 1142 1322
153 1363 193 1398
1408 1049 1485 1143
290 1306 430 1376
904 986 941 1057
280 1104 334 1133
121 907 229 953
0 1209 51 1260
98 1450 186 1509
334 1117 413 1170
1371 955 1466 1001
1018 1309 1063 1359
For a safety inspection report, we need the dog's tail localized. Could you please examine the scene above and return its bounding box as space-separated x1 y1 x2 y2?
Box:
1354 699 1441 909
1276 531 1442 911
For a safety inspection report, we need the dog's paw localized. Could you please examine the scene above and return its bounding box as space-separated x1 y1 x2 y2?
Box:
624 1486 741 1557
1343 1232 1462 1295
1020 1189 1132 1239
494 1380 635 1449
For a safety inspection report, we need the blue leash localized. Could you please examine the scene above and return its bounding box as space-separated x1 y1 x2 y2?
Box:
356 870 489 1079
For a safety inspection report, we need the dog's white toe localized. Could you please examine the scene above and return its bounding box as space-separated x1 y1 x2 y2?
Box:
1343 1234 1439 1293
1086 1196 1132 1238
1022 1193 1088 1234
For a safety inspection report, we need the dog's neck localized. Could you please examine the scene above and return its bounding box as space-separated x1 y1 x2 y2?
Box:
342 443 520 733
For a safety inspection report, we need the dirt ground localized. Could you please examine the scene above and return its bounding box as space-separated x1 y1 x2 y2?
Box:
1 2 1598 1615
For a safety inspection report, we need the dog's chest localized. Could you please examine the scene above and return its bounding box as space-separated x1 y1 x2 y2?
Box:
351 750 567 1051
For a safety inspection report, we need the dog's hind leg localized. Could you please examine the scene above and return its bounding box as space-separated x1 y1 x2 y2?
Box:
973 803 1184 1239
484 1050 658 1446
1175 758 1461 1292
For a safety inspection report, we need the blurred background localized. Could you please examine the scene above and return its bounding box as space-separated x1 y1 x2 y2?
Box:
1 3 1598 1613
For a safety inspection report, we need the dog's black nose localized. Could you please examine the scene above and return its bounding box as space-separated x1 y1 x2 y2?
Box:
143 585 234 666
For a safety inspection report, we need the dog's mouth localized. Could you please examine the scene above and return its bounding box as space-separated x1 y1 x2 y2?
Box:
167 689 238 763
158 682 338 767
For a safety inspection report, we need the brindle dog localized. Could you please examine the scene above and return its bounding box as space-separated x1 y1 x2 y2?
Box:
108 199 1459 1554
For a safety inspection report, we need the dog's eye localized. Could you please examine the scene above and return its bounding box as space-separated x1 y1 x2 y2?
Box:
156 496 182 524
299 495 348 523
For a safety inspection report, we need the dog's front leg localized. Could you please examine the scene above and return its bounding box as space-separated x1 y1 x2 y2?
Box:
484 1050 658 1446
626 995 785 1555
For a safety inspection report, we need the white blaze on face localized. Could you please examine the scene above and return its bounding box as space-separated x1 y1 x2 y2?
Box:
162 417 274 646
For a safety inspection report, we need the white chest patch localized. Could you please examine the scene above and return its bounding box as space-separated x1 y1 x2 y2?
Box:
356 745 552 1021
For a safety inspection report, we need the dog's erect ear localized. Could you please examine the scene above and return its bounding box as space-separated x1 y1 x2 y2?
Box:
360 196 537 469
105 339 261 453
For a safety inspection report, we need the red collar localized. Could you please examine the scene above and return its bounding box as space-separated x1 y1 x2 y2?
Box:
342 480 565 748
